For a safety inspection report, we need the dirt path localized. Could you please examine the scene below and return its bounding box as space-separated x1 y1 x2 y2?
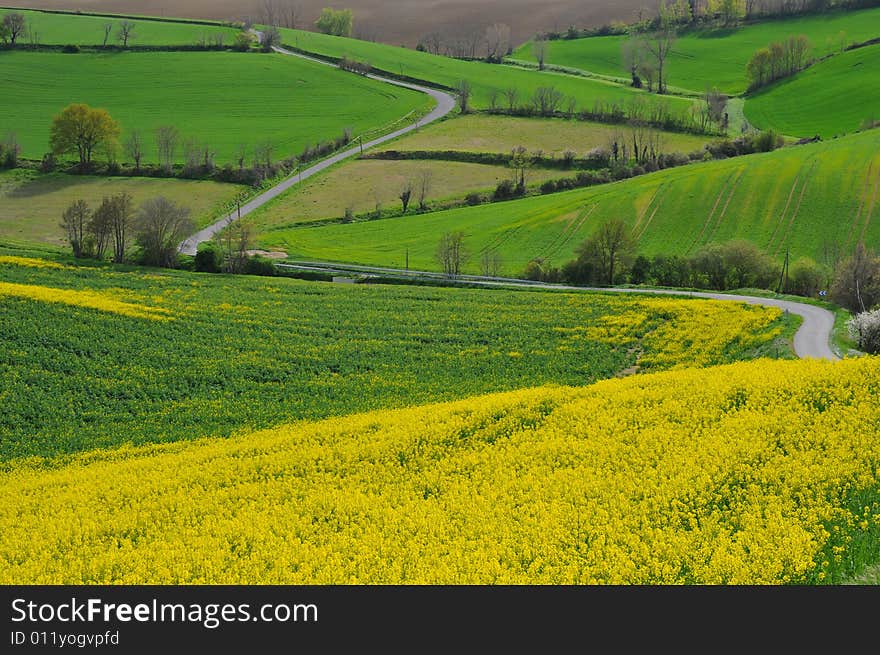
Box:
179 44 456 255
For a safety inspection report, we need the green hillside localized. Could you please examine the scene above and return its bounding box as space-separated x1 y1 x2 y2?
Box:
744 44 880 138
275 26 694 114
258 129 880 273
0 50 429 163
511 7 880 95
0 8 237 45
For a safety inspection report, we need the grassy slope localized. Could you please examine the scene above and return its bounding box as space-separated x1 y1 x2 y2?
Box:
0 251 787 460
249 159 563 227
0 50 429 162
275 26 695 113
258 129 880 274
744 44 880 138
0 169 245 245
0 8 238 45
383 113 710 155
511 8 880 95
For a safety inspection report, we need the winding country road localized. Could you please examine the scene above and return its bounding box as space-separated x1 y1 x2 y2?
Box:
279 261 840 361
178 41 838 362
179 44 456 255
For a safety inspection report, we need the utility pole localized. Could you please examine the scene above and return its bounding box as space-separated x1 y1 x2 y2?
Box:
776 249 789 294
405 248 409 272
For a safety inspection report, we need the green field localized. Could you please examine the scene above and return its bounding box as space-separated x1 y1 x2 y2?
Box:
0 8 238 46
258 129 880 274
385 113 710 155
0 169 244 246
276 26 695 114
249 159 564 228
511 7 880 95
0 50 429 163
0 250 791 460
744 45 880 138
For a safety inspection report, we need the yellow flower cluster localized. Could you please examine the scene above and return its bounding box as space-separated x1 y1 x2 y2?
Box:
0 255 70 269
0 281 172 321
2 357 877 585
576 297 782 369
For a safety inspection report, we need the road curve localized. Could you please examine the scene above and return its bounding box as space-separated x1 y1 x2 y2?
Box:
278 261 839 361
179 45 456 255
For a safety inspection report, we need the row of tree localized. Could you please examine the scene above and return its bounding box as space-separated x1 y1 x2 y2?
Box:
0 11 137 48
61 195 193 268
746 35 813 90
417 23 512 62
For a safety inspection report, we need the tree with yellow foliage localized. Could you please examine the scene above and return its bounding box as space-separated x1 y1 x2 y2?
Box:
49 103 120 169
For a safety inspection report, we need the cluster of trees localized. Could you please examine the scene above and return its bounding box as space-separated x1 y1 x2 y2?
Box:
257 0 304 29
33 103 356 187
60 194 194 267
338 56 372 75
480 86 718 136
315 8 353 37
746 35 813 90
0 11 140 48
417 23 512 62
194 221 277 276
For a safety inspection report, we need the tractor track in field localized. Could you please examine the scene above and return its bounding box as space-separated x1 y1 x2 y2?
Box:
179 42 456 256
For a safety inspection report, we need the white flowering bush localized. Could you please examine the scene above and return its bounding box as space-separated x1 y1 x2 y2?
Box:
848 309 880 354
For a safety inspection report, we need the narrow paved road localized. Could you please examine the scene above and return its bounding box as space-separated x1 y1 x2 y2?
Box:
279 261 840 361
179 45 456 255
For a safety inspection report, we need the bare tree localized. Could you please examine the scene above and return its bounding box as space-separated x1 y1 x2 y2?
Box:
399 181 413 213
622 37 647 88
254 140 274 168
109 192 133 263
510 145 532 190
102 22 113 47
60 199 90 258
2 12 26 46
437 231 468 277
643 8 677 94
235 144 248 171
116 20 135 47
532 38 548 70
87 198 113 260
503 87 519 112
260 0 280 27
416 170 433 210
421 32 443 55
485 23 511 61
455 79 472 114
125 131 144 171
480 249 502 277
216 220 252 273
531 86 563 116
136 197 194 268
183 138 201 176
281 0 303 28
260 25 281 51
155 126 179 172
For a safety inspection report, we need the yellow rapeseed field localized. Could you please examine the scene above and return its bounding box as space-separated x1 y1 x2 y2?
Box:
0 255 70 270
0 281 172 321
2 357 877 585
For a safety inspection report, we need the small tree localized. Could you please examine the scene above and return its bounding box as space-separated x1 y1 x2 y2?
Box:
155 125 179 172
480 249 502 277
116 20 135 47
455 79 472 114
260 26 281 51
102 22 113 47
503 87 519 112
509 145 532 191
61 200 91 258
437 231 467 277
2 12 26 46
831 243 880 312
89 197 114 260
135 197 194 268
234 30 254 51
50 103 121 169
576 218 637 286
532 38 548 70
109 192 134 263
125 130 144 171
787 257 827 297
416 170 432 210
398 181 413 213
